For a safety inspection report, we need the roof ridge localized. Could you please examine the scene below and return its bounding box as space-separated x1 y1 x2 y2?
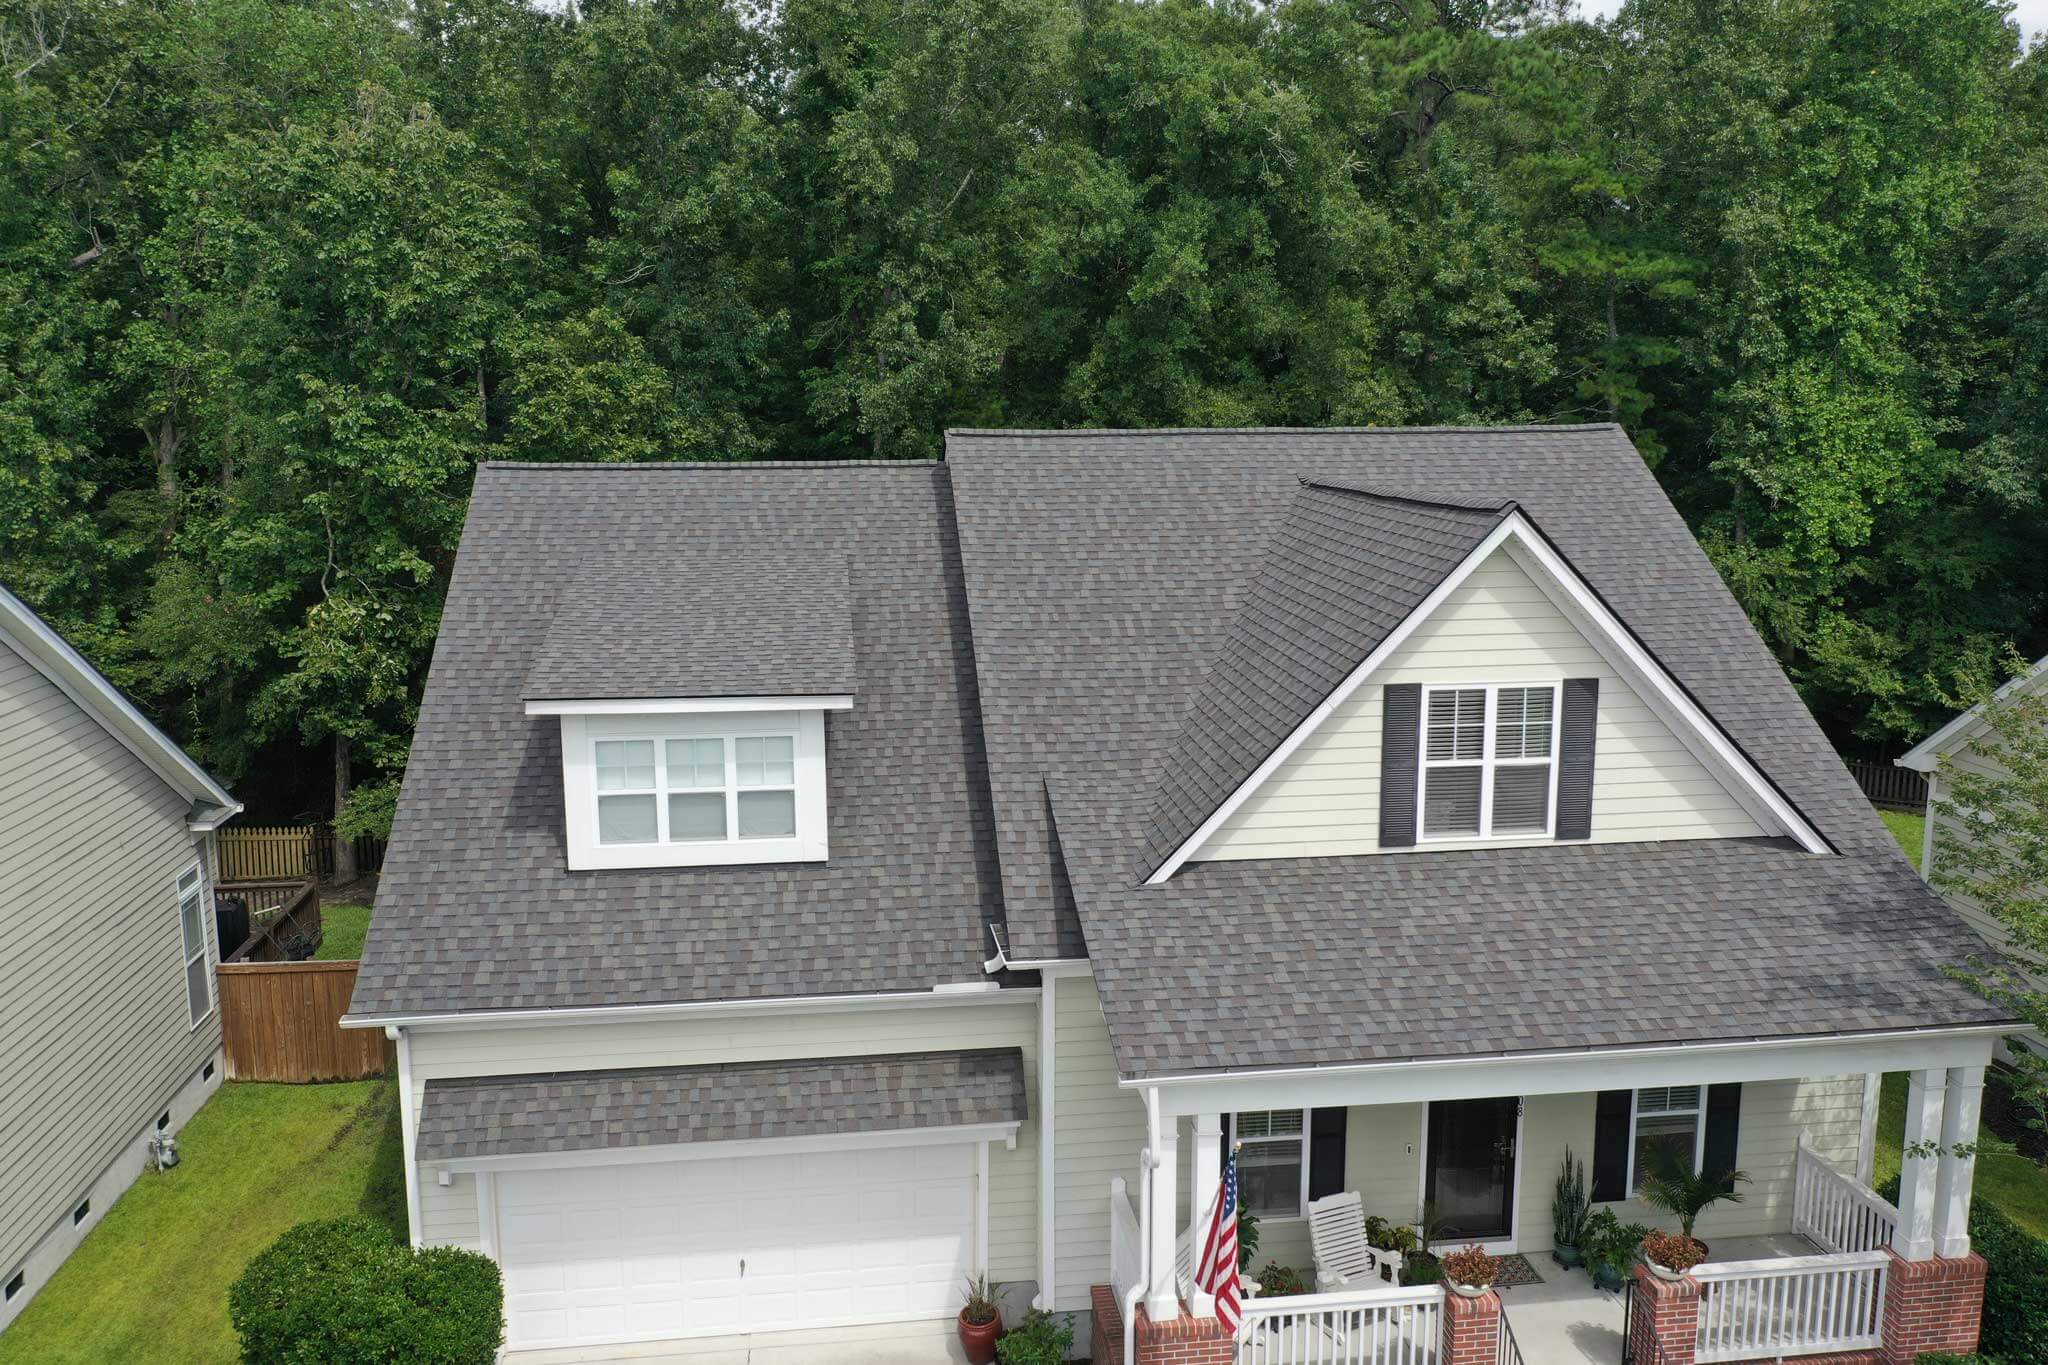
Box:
946 423 1624 438
479 459 943 471
1298 477 1519 515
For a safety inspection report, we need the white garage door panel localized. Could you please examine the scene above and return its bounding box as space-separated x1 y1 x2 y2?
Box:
496 1141 979 1350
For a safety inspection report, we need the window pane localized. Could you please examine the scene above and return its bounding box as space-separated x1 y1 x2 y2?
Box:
1634 1112 1700 1190
178 867 201 894
595 740 655 791
735 736 795 787
1423 766 1482 836
180 894 204 955
1426 689 1486 761
1238 1142 1304 1218
1638 1086 1700 1115
185 956 209 1023
667 792 727 841
1235 1110 1304 1140
665 738 724 789
597 793 658 844
1495 687 1555 760
1491 765 1551 834
737 789 796 838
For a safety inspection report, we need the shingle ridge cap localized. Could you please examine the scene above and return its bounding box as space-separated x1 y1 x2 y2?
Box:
1297 477 1519 515
478 459 942 471
945 422 1624 438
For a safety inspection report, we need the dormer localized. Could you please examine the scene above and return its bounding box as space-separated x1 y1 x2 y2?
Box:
522 557 853 871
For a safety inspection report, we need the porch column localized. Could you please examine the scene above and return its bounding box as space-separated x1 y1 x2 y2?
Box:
1145 1122 1181 1322
1935 1065 1984 1258
1897 1068 1946 1260
1187 1114 1223 1318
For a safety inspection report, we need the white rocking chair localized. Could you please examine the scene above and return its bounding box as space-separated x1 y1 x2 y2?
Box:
1308 1192 1403 1292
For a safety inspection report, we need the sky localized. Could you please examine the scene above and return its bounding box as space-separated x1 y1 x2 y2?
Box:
1577 0 2048 40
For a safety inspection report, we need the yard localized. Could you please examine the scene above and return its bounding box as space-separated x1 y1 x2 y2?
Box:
1882 808 1927 871
0 1079 402 1364
315 901 373 960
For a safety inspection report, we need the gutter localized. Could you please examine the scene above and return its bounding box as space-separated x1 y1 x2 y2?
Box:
344 982 1038 1033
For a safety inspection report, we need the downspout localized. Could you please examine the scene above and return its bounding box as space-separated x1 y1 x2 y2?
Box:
1126 1089 1162 1365
1036 970 1057 1311
387 1025 422 1248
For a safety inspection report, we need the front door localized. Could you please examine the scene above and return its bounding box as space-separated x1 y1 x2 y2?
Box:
1426 1097 1519 1244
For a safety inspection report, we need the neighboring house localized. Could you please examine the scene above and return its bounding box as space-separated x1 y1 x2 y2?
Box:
347 428 2010 1365
0 584 240 1333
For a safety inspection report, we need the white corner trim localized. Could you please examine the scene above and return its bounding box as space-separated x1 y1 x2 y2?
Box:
1148 511 1827 881
524 694 854 717
1897 654 2048 772
393 1026 423 1248
1036 971 1058 1309
342 984 1040 1032
428 1121 1025 1175
0 583 238 811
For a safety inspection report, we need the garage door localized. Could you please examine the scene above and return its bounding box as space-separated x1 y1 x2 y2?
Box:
494 1141 979 1350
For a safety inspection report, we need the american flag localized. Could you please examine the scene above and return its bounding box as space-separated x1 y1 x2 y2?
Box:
1193 1147 1244 1331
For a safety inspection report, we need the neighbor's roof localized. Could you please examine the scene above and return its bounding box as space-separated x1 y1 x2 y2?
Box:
414 1048 1027 1163
0 580 238 824
1897 654 2048 773
346 461 1003 1020
522 553 856 703
944 426 2011 1077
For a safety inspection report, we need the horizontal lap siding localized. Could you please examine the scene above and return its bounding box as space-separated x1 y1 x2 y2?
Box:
1198 548 1764 861
1927 754 2035 978
0 641 220 1274
1053 975 1145 1311
405 1001 1040 1286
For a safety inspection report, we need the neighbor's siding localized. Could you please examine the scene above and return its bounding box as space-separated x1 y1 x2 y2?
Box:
1052 974 1146 1312
1197 546 1765 861
404 1000 1041 1285
0 638 220 1275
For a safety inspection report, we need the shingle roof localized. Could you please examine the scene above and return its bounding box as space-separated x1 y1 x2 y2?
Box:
945 426 2011 1075
523 553 855 702
1139 481 1514 874
346 461 1004 1020
414 1048 1027 1162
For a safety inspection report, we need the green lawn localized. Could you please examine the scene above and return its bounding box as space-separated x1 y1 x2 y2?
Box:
0 1079 403 1364
1881 808 1927 870
315 902 372 960
1874 1072 2048 1241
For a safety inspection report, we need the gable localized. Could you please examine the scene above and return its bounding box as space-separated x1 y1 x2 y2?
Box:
1192 546 1766 861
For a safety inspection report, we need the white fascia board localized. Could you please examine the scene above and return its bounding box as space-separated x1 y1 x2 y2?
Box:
0 583 239 811
1151 512 1828 879
1130 1024 2006 1119
1898 655 2048 772
523 694 854 717
341 983 1040 1032
428 1120 1024 1174
186 803 244 833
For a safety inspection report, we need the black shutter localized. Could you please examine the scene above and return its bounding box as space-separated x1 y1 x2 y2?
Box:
1379 684 1422 848
1591 1090 1633 1201
1309 1108 1348 1201
1556 677 1600 840
1703 1084 1742 1192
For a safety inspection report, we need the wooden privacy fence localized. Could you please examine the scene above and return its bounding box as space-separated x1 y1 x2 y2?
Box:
218 824 386 882
215 878 321 963
216 961 393 1082
1843 758 1928 813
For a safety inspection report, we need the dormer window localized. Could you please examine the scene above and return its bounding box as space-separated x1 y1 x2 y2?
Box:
1419 683 1559 840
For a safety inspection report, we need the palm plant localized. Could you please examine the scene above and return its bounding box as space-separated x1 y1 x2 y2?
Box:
1637 1145 1749 1241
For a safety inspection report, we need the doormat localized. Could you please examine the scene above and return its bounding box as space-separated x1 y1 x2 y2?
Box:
1491 1254 1544 1289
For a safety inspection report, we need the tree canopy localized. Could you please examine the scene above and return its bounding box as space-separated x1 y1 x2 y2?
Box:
2 0 2043 823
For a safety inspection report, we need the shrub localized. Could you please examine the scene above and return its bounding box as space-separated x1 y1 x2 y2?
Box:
1915 1354 2001 1364
995 1309 1073 1365
1257 1263 1311 1297
1879 1175 2048 1362
229 1216 503 1364
1641 1230 1707 1273
1443 1244 1499 1288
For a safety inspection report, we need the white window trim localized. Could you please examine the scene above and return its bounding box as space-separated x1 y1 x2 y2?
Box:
560 710 828 870
1233 1109 1310 1222
1624 1085 1708 1196
1415 681 1562 843
176 860 215 1029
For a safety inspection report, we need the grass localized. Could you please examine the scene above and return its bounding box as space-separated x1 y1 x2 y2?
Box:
0 1078 404 1365
314 902 372 960
1881 808 1927 870
1874 1072 2048 1242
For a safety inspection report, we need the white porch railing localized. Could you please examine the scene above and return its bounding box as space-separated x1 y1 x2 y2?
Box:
1235 1284 1443 1365
1110 1176 1144 1309
1792 1135 1899 1255
1691 1251 1890 1363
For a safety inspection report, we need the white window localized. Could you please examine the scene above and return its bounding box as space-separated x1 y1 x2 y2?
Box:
176 863 213 1027
562 710 828 871
1418 682 1560 840
1234 1109 1309 1220
1628 1086 1706 1194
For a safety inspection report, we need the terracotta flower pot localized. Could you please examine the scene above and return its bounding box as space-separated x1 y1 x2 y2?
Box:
958 1308 1002 1364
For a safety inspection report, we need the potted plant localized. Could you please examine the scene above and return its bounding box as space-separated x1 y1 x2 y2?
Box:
1636 1146 1749 1263
1581 1210 1651 1291
1639 1230 1708 1280
959 1274 1002 1364
1257 1263 1311 1297
1551 1148 1590 1268
1442 1245 1500 1298
994 1309 1073 1365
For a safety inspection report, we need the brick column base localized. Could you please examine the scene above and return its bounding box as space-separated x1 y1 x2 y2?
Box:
1128 1299 1232 1365
1091 1285 1124 1365
1882 1249 1987 1364
1442 1287 1501 1365
1630 1264 1700 1365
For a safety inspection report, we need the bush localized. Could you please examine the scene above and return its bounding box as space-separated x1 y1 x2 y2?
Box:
1256 1263 1311 1297
1879 1176 2048 1363
229 1216 503 1364
995 1309 1073 1365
